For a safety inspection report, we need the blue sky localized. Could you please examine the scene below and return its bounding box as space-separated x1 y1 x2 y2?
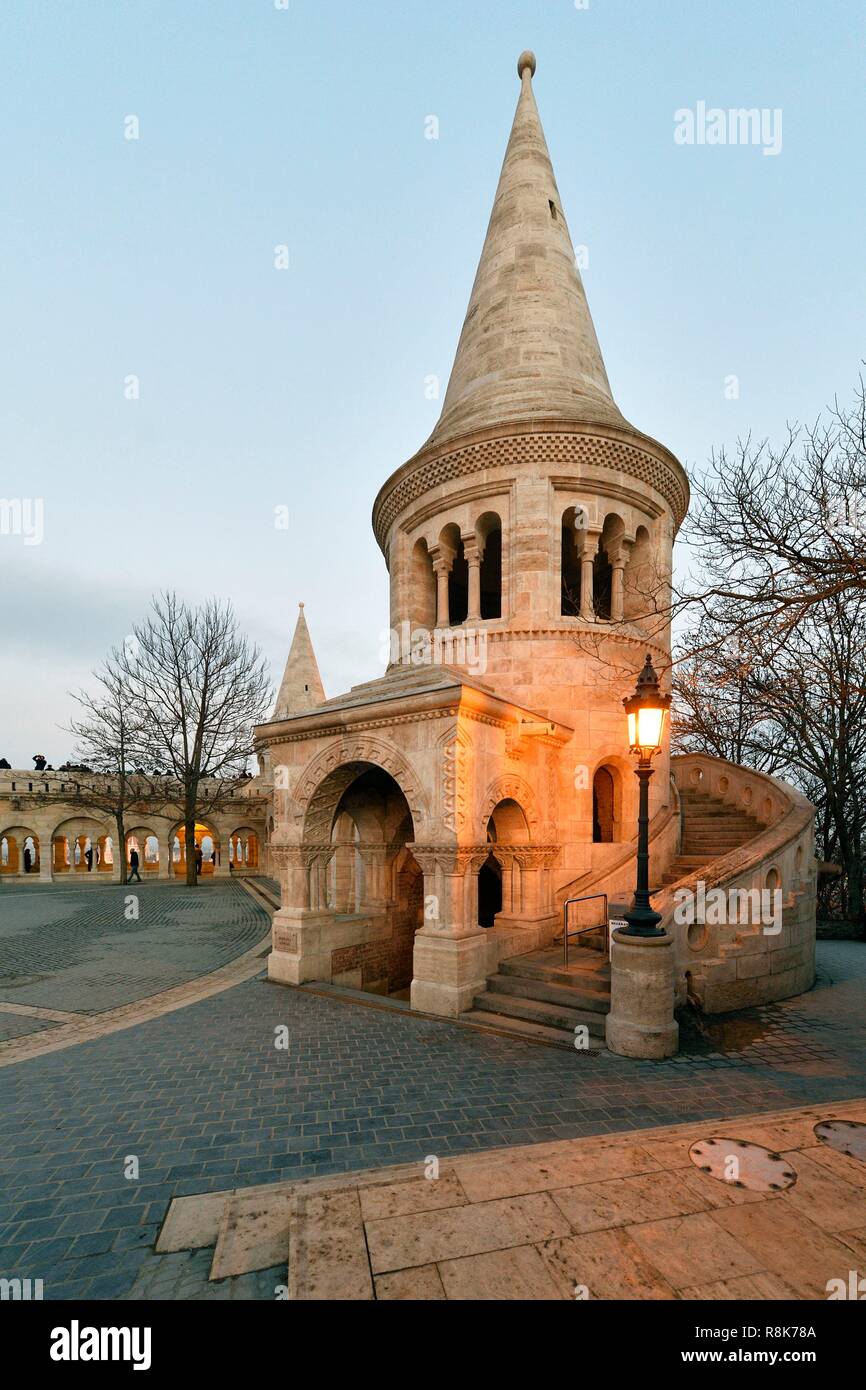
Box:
1 0 864 765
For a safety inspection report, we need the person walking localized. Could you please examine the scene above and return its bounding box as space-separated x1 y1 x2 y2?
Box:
128 847 142 884
195 843 203 876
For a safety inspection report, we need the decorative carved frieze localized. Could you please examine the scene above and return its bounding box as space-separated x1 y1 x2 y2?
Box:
374 430 689 550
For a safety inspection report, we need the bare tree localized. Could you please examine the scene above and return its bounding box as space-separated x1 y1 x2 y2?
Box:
678 375 866 656
120 593 272 887
672 624 789 773
673 591 866 932
62 651 151 885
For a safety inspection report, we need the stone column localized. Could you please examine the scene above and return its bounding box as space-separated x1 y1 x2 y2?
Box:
268 842 335 984
212 836 230 877
158 839 172 879
39 846 53 882
464 538 482 622
432 555 452 628
357 842 389 910
332 841 354 912
609 540 630 622
576 529 600 620
409 846 489 1016
606 928 678 1059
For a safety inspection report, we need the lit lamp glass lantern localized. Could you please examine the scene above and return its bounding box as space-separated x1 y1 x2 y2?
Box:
621 655 671 937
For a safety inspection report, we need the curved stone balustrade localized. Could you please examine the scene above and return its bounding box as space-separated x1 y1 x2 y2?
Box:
661 754 816 1011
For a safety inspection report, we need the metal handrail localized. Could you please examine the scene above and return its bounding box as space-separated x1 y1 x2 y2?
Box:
562 892 608 967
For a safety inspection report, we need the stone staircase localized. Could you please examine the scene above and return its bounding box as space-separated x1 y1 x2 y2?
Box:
461 944 610 1048
657 788 763 889
462 787 768 1047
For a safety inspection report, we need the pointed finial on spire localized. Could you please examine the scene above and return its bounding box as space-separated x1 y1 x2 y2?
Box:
517 50 536 80
298 601 304 609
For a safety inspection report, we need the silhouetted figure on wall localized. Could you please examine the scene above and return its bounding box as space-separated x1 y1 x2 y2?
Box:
195 843 203 876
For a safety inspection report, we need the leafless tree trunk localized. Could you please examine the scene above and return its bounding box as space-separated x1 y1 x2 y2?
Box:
119 593 272 887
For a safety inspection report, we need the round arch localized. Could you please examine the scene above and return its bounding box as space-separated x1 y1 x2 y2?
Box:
126 826 160 872
295 740 430 844
590 757 628 843
0 825 41 875
170 821 220 876
52 816 110 874
228 825 260 871
478 775 540 842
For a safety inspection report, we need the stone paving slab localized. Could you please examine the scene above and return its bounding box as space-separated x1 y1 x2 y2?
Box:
276 1098 866 1299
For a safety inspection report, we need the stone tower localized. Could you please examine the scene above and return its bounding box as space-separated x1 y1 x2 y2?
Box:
373 51 688 872
257 53 694 1018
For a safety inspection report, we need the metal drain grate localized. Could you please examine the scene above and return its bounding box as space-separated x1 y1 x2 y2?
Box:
689 1137 797 1192
814 1119 866 1162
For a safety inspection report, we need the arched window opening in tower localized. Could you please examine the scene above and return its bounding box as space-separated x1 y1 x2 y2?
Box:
561 506 582 616
593 537 613 619
410 538 436 631
476 512 502 620
439 524 468 627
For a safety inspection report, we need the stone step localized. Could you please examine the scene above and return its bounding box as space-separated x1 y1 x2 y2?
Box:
487 972 609 1013
682 841 752 854
459 1009 580 1049
683 830 754 842
499 950 610 993
472 989 607 1037
683 817 758 832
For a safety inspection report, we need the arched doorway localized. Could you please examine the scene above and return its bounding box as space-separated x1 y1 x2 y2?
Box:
301 761 424 997
592 766 617 843
480 796 531 927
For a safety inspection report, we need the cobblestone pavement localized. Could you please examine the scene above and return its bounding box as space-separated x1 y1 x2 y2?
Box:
0 880 269 1016
0 940 863 1300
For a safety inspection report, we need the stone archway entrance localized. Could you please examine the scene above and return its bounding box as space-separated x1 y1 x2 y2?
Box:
481 797 531 928
272 759 425 999
323 765 423 997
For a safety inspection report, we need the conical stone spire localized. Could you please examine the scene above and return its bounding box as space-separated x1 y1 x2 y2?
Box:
425 50 628 452
272 603 326 719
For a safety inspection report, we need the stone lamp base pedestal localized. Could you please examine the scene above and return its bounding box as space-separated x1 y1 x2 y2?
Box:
605 928 678 1059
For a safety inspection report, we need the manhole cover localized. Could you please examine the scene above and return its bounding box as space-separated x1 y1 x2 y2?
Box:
814 1120 866 1162
688 1137 797 1192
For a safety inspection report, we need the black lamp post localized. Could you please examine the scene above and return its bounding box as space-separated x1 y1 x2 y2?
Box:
621 655 671 938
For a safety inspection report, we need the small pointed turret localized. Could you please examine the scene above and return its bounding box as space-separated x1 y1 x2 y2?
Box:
425 51 628 452
273 603 326 719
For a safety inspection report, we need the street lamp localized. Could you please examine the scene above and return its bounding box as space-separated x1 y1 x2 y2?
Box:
621 654 671 937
